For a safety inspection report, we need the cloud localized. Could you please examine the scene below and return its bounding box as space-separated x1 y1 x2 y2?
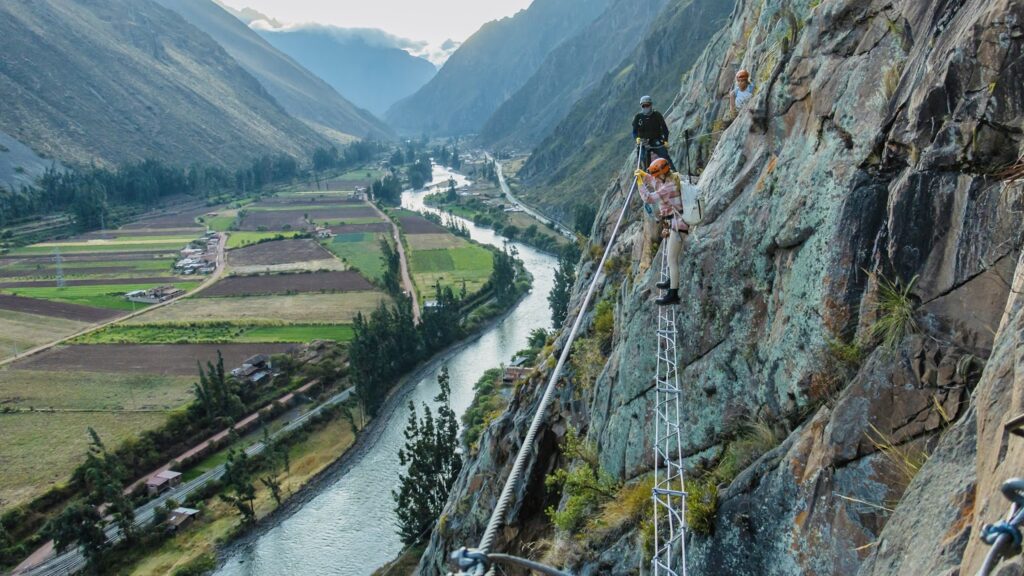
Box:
252 21 460 66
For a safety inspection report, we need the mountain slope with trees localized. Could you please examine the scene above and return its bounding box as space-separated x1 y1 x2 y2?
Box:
384 0 612 136
0 0 327 170
514 0 734 222
155 0 392 142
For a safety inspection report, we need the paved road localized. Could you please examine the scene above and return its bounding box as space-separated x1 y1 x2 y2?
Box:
14 386 355 576
487 154 575 239
367 202 421 324
0 232 228 369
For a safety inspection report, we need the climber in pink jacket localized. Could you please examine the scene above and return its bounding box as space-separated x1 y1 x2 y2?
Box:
636 157 688 305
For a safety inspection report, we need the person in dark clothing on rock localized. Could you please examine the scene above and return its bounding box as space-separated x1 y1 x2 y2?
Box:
632 95 676 171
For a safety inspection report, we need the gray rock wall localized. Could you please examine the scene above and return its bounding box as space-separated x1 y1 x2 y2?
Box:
418 0 1024 573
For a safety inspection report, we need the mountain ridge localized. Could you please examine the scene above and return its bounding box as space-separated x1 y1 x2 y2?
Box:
384 0 613 136
155 0 393 143
0 0 328 170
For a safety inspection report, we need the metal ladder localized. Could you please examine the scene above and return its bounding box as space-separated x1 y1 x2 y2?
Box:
652 250 688 576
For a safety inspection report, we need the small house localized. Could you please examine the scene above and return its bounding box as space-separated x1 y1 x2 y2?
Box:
166 507 201 532
503 366 530 383
231 354 274 385
145 475 169 496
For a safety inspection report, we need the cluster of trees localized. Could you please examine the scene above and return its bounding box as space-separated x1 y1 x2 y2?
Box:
573 204 598 236
431 143 462 169
45 430 133 568
348 278 465 416
311 140 381 172
2 140 386 231
393 366 461 544
21 160 231 230
549 249 578 328
232 154 299 193
371 174 404 205
407 157 434 190
491 243 519 304
476 159 499 185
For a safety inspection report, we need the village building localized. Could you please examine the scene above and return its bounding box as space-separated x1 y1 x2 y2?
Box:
126 285 186 304
502 355 530 383
165 507 201 532
231 354 274 385
145 469 183 496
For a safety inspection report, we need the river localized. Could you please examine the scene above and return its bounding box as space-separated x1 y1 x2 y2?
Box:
215 165 557 575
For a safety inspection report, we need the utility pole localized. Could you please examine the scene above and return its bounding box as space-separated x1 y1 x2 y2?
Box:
53 248 65 289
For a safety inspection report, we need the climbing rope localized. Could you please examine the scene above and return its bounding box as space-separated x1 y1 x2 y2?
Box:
452 145 646 575
978 478 1024 576
652 248 688 576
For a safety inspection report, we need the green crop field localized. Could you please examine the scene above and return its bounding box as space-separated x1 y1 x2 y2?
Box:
337 167 385 180
74 322 354 344
225 231 303 249
323 233 388 281
409 245 493 296
9 242 186 255
2 281 200 310
0 410 170 511
411 249 455 271
201 215 236 232
315 217 383 226
235 325 354 343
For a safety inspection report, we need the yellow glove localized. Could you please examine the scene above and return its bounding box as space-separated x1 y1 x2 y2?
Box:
634 169 647 178
636 137 643 145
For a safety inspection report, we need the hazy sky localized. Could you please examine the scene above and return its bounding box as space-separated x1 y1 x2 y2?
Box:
217 0 535 43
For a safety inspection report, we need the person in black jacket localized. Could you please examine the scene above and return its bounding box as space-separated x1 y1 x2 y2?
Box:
632 95 676 171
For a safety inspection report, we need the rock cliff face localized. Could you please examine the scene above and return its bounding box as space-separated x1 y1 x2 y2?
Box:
419 0 1024 574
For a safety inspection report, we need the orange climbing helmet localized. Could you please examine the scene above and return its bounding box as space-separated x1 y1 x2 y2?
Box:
648 157 671 178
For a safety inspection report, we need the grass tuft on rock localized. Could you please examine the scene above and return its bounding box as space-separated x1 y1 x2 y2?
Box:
870 273 920 350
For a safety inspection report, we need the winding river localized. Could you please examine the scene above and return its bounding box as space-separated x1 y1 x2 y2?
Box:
215 165 557 575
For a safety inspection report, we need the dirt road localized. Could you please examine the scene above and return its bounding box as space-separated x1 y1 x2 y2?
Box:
367 202 421 324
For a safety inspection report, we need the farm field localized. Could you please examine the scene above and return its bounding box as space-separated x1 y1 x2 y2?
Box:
227 238 346 274
409 245 494 295
1 280 201 310
225 231 303 250
0 369 195 411
0 294 123 322
396 209 494 296
14 343 298 375
73 323 355 344
321 232 389 281
0 309 93 362
123 292 387 325
0 411 170 511
199 271 373 297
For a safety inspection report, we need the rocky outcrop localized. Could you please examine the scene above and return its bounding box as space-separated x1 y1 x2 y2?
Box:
420 0 1024 574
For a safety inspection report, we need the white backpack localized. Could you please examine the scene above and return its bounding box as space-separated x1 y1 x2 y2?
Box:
679 180 705 226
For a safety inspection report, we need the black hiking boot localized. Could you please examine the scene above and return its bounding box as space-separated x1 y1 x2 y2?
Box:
655 279 670 289
656 288 680 306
